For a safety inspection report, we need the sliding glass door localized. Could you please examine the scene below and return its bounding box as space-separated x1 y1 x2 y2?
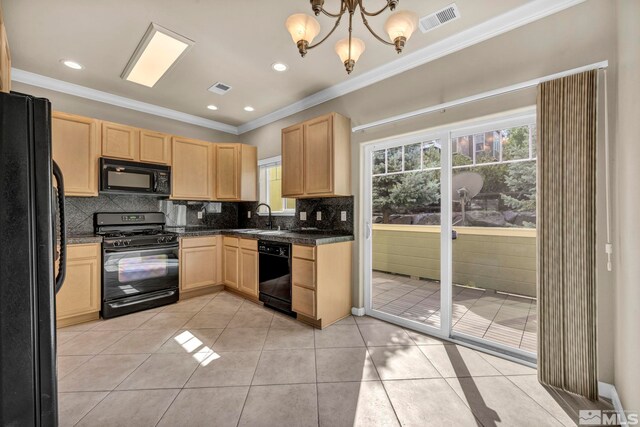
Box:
364 131 450 337
363 109 537 360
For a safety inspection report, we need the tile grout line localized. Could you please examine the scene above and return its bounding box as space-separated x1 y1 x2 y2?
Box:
503 374 572 426
63 293 222 426
155 292 227 427
234 300 273 427
353 319 404 427
313 321 320 427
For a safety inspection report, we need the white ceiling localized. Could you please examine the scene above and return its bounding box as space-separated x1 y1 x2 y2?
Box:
6 0 562 131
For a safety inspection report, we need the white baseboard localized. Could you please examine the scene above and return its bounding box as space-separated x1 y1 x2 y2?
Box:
351 307 365 316
598 381 628 425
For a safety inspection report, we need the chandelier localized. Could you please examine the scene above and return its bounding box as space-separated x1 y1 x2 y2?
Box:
285 0 418 74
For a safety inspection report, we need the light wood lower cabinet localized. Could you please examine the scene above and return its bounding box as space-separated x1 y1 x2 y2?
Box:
223 237 240 288
291 241 353 328
238 239 258 297
56 243 101 327
179 236 220 293
52 112 100 197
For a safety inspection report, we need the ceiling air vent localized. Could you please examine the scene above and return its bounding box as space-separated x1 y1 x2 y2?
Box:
208 82 232 95
419 3 460 33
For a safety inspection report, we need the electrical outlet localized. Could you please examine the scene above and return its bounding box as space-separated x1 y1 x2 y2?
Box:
341 211 347 221
247 211 251 219
316 211 322 221
197 211 203 219
300 212 307 221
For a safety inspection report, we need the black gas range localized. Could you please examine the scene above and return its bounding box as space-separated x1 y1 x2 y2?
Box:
95 212 179 318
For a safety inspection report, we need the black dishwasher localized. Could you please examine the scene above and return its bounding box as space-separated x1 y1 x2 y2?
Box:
258 240 295 317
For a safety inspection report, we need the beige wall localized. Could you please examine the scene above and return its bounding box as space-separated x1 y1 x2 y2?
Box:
614 0 640 412
241 1 618 386
11 81 238 142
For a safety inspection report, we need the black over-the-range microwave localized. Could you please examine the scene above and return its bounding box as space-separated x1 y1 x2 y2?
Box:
100 158 171 196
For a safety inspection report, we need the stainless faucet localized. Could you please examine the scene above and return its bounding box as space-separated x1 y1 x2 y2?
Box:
256 203 273 229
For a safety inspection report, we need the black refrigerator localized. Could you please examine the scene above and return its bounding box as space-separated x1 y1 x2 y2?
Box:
0 91 66 426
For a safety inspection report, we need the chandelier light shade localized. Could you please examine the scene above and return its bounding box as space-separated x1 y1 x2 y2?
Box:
384 11 418 52
285 0 418 74
335 37 365 73
285 13 321 55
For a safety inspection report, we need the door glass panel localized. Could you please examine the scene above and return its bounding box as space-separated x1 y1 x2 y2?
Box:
118 254 169 282
370 141 441 329
450 124 537 353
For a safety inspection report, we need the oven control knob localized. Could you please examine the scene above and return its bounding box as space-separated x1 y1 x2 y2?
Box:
158 237 165 243
113 240 121 247
124 240 131 246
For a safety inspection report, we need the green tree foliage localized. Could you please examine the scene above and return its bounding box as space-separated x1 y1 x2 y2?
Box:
372 171 440 223
501 127 536 212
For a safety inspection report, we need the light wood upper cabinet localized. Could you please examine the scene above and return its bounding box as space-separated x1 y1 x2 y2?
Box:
56 243 100 326
101 121 139 160
52 112 99 197
0 3 10 94
282 113 351 198
304 115 333 195
216 144 240 200
140 130 171 165
215 144 257 201
238 239 258 297
171 136 214 201
180 237 218 292
282 124 304 197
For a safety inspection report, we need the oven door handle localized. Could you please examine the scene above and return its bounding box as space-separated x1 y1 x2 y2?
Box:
104 244 179 254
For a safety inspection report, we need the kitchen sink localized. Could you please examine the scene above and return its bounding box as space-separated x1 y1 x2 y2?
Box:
256 230 288 235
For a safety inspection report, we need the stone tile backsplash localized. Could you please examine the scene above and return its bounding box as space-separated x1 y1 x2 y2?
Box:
65 195 238 234
65 194 159 234
238 196 354 234
65 195 352 236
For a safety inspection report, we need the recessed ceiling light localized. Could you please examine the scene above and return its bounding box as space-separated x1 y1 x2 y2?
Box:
121 23 194 88
244 106 255 112
272 62 288 72
206 105 218 111
61 60 83 70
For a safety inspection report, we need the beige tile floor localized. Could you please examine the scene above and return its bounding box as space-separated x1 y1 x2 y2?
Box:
372 271 537 353
57 290 609 427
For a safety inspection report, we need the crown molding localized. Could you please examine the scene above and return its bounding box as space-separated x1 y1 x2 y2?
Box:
236 0 586 134
11 68 239 135
11 0 585 137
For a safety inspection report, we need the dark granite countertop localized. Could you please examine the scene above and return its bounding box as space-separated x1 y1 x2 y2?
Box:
166 227 354 246
67 234 103 244
66 228 354 246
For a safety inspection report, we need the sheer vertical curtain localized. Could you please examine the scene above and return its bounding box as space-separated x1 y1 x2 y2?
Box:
537 70 598 400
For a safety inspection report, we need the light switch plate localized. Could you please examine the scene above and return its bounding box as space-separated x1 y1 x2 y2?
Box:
341 211 347 221
247 211 251 219
197 211 203 219
316 211 322 221
300 212 307 221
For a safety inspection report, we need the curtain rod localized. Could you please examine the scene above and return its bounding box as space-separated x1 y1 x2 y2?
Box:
352 60 609 133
